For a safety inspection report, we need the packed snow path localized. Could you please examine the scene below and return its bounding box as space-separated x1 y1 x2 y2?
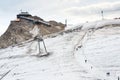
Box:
78 26 120 80
73 29 115 80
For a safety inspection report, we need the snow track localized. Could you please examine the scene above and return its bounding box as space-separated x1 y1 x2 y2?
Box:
73 29 116 80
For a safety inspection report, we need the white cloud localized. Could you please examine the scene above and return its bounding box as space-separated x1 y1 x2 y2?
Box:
65 1 120 23
1 0 120 35
1 0 80 35
65 1 120 15
60 0 80 3
13 0 82 24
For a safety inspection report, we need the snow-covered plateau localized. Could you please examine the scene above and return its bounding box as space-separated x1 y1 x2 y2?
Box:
0 19 120 80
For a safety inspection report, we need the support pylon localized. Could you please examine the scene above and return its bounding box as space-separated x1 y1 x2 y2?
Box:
36 36 48 55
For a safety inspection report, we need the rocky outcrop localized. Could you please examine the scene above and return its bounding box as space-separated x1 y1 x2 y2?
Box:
0 14 65 48
0 19 34 48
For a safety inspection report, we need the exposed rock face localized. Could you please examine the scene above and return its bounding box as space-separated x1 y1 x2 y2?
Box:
39 20 65 35
0 15 65 48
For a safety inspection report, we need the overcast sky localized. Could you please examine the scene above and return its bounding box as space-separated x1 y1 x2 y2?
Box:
0 0 120 35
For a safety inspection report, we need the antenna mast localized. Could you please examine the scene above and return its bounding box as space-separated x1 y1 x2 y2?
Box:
101 10 104 20
65 19 67 27
20 9 22 13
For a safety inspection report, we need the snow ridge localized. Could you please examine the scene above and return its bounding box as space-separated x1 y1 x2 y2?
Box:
0 19 120 80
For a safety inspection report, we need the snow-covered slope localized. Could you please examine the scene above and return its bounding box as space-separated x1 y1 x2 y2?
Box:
0 19 120 80
76 26 120 77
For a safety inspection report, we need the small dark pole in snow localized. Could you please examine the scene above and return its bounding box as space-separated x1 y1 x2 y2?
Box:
78 45 82 48
106 72 110 76
118 76 120 80
91 66 93 69
85 60 87 63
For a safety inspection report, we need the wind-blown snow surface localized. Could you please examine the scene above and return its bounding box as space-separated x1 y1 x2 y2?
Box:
0 19 120 80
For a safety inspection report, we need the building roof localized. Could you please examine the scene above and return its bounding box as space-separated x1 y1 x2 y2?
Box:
17 12 31 18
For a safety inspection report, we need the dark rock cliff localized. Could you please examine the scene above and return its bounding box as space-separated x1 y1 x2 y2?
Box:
0 14 65 48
